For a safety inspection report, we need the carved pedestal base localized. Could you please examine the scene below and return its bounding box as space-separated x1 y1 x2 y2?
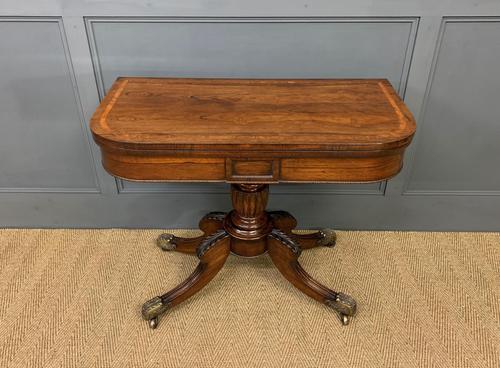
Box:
142 184 356 329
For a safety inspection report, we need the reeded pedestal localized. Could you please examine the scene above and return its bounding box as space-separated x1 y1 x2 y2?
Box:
142 183 356 329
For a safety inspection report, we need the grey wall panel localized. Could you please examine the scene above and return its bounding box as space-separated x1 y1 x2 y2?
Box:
0 18 99 193
87 18 416 96
117 181 228 194
272 182 386 195
405 18 500 195
86 17 417 195
4 0 500 18
3 186 500 230
118 181 385 195
1 5 500 230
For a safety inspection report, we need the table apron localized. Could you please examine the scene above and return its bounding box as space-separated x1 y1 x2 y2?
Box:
100 150 404 183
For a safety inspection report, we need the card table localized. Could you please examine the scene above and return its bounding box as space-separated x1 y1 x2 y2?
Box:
91 78 415 329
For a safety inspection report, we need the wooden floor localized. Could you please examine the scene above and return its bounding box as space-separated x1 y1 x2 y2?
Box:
0 229 499 368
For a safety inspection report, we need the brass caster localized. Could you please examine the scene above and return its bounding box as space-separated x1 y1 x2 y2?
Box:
142 296 170 321
157 233 176 251
318 228 337 248
325 292 357 325
148 317 159 329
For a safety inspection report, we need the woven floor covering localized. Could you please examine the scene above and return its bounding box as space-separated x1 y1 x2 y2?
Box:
0 229 499 368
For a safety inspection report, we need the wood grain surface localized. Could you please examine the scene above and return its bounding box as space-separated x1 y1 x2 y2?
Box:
91 78 415 183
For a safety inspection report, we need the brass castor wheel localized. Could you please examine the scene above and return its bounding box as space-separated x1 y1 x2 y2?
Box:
148 317 159 329
157 233 176 251
340 314 350 326
318 228 337 248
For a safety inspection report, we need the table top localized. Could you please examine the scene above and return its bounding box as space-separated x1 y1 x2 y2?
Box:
90 78 415 183
91 78 415 153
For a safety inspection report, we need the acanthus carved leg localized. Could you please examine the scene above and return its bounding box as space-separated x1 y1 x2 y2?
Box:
291 228 337 249
156 211 226 254
267 229 356 325
143 229 230 328
198 211 226 235
268 211 336 249
268 211 297 233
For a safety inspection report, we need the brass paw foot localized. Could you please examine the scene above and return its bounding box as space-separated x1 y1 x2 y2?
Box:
157 233 176 251
155 212 227 254
325 292 357 325
156 232 207 254
317 228 337 248
142 296 170 329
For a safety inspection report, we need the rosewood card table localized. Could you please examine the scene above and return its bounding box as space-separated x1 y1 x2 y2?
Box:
91 78 415 329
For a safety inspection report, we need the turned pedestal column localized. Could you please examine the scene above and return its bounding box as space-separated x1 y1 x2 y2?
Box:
224 184 273 257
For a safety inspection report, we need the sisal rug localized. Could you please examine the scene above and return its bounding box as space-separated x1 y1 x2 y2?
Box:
0 229 499 368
